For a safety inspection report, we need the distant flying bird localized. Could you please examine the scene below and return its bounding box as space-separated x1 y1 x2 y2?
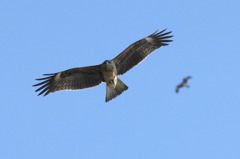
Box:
33 29 173 102
176 76 192 93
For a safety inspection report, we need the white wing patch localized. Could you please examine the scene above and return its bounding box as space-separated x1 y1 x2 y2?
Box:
145 37 153 42
54 72 61 81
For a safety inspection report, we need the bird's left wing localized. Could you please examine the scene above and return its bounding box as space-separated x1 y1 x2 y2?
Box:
33 65 104 96
112 29 173 75
176 85 181 93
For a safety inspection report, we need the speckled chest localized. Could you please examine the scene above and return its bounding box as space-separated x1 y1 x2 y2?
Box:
101 63 116 81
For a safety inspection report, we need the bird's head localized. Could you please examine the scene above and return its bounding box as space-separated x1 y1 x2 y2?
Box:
103 60 111 65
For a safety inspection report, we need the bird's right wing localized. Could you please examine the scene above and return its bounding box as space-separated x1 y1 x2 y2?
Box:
33 65 104 96
183 76 192 83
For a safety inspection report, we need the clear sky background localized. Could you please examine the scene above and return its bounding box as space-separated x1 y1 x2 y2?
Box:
1 0 240 159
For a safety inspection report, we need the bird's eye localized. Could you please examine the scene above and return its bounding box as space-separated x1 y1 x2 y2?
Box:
104 60 110 64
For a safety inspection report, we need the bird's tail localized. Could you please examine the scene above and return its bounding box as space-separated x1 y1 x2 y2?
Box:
106 77 128 102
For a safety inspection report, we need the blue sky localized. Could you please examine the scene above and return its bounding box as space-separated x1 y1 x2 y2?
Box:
1 0 240 158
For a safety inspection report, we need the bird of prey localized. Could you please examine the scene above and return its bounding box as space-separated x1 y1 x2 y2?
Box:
176 76 192 93
33 29 173 102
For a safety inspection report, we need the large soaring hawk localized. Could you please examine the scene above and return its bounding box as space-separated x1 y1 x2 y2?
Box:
33 29 173 102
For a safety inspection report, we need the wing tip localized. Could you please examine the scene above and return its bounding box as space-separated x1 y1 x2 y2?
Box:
33 73 56 96
149 28 174 46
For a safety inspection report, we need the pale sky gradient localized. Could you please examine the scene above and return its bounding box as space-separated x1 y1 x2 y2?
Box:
1 0 240 159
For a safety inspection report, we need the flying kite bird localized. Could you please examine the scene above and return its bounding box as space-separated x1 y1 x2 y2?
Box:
33 29 173 102
176 76 192 93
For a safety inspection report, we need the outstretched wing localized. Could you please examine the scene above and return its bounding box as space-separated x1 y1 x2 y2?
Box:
112 29 173 75
183 76 191 83
33 65 104 96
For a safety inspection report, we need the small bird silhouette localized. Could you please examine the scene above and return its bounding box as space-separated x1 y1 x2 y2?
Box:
176 76 191 93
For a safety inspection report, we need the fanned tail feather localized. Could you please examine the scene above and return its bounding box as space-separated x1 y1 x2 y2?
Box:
106 77 128 102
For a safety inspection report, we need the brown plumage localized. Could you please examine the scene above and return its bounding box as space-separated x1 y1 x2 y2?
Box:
33 29 173 102
176 76 192 93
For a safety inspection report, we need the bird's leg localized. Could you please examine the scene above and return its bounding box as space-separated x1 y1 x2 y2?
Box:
110 79 115 84
107 75 117 89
